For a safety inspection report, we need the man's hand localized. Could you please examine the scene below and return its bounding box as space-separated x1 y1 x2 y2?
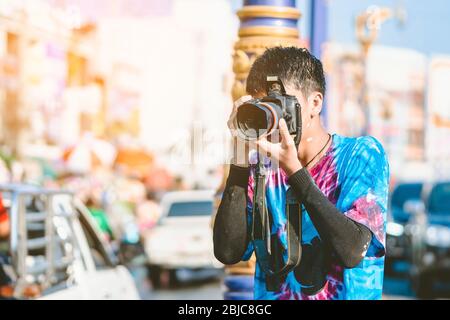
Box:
228 95 253 168
256 119 302 177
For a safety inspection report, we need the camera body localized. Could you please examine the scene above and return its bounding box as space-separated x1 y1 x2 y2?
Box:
235 76 302 145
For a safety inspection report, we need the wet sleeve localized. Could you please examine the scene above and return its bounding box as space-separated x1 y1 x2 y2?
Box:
213 165 252 265
289 137 389 268
288 169 373 268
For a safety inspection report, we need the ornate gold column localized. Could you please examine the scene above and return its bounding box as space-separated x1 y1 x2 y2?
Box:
231 0 305 101
218 0 304 299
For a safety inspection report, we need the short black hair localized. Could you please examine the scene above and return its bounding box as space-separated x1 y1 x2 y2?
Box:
246 47 326 97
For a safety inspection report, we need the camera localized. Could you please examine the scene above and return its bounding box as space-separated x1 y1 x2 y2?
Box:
235 76 302 145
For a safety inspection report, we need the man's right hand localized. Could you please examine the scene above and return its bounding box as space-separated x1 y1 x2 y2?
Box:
228 95 252 168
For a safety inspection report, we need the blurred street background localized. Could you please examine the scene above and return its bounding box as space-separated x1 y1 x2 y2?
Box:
0 0 450 300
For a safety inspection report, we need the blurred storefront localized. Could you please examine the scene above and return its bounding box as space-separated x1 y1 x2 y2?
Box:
0 1 187 259
0 1 102 157
324 44 427 179
0 0 219 186
427 57 450 179
0 1 239 260
313 1 450 183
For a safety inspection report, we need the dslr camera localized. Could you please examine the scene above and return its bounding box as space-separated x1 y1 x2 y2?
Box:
234 76 302 145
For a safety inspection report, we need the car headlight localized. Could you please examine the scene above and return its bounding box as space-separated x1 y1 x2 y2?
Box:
387 222 404 237
426 225 450 248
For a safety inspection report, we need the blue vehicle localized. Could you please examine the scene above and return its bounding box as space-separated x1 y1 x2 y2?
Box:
407 182 450 298
385 182 423 275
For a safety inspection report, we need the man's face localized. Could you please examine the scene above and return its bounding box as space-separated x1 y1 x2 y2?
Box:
285 86 323 142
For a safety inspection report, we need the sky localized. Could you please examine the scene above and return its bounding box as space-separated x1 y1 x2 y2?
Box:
231 0 450 57
328 0 450 56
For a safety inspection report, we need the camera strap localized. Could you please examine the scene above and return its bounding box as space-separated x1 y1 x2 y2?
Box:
251 161 302 291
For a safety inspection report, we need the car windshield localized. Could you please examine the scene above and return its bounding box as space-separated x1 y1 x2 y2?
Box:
391 183 423 210
428 183 450 214
167 201 212 217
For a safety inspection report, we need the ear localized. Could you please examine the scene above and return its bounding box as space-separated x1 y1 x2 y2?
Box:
309 91 323 117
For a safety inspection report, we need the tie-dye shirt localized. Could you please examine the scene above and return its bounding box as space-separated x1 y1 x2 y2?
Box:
243 134 389 300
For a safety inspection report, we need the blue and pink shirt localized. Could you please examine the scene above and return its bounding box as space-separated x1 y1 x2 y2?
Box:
243 134 389 300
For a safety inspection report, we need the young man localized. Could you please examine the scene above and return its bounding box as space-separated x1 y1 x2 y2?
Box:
213 47 389 300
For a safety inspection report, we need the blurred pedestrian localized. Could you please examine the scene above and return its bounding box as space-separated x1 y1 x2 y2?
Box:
0 193 14 299
136 191 161 233
86 197 114 241
0 194 9 239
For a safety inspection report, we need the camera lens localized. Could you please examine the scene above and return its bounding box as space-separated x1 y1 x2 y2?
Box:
236 102 281 140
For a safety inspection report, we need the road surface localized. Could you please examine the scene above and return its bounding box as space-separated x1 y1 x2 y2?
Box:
129 266 417 300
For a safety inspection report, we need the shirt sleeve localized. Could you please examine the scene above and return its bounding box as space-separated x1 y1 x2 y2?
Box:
338 136 389 258
214 165 252 265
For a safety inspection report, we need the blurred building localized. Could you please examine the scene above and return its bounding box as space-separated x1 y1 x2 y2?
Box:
0 1 107 172
0 0 239 189
93 0 237 187
62 0 238 189
310 0 450 181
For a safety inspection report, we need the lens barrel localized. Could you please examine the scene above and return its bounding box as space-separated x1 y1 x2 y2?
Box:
236 101 283 140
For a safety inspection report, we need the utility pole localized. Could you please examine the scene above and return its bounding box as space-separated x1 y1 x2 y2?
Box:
231 0 304 101
355 6 393 136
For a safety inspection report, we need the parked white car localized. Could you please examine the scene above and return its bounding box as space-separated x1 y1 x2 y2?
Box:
0 184 140 300
144 190 222 288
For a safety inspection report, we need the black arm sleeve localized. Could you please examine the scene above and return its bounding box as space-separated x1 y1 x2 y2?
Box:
288 168 372 269
213 165 250 265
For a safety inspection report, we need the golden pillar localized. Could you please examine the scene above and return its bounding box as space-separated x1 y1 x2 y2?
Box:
231 0 305 101
217 0 304 299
